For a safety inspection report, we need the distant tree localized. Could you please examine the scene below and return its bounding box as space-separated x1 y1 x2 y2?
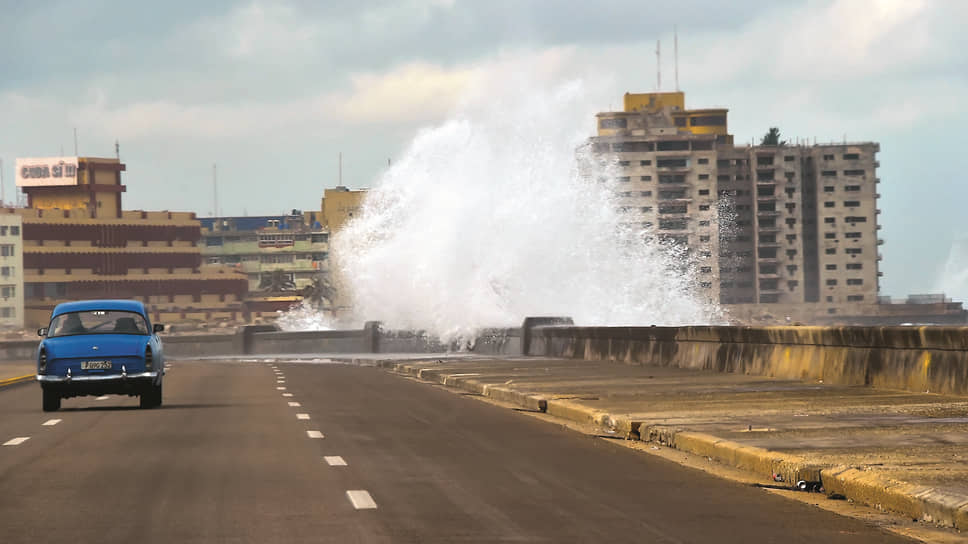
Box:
300 274 334 308
259 270 296 292
760 127 786 146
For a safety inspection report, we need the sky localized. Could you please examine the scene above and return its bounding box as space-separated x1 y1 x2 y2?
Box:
0 0 965 298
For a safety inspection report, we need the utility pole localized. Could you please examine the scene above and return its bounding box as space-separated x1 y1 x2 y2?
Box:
674 25 679 91
115 140 120 160
656 40 662 90
212 163 218 218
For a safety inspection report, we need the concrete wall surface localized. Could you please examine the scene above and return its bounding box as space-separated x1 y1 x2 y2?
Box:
528 325 968 396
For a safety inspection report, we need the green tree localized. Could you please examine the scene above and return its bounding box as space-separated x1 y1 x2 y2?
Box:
259 269 296 293
760 127 786 146
300 274 334 308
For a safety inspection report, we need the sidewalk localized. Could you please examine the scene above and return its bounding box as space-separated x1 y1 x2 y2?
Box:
370 356 968 531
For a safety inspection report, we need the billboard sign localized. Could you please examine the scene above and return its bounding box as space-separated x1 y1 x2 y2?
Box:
15 157 80 187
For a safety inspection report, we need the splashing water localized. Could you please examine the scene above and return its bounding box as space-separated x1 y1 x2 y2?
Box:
276 301 334 331
323 78 717 341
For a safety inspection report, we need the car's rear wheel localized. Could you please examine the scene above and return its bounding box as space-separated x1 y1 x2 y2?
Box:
140 383 162 409
42 390 61 412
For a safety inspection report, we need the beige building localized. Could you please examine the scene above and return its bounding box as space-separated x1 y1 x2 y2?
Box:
592 92 882 322
0 214 25 329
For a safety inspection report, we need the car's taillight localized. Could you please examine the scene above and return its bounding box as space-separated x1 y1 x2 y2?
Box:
145 346 153 370
39 350 47 373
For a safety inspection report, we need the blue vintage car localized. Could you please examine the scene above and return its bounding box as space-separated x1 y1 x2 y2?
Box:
36 299 165 411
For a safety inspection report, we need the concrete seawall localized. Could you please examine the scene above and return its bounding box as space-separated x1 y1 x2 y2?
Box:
527 325 968 396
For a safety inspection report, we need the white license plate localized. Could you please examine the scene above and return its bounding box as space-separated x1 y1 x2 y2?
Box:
81 360 112 370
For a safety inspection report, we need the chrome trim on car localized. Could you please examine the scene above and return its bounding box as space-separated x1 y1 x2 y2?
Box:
36 371 159 383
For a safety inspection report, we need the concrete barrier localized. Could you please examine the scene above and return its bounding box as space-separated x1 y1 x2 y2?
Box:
528 325 968 396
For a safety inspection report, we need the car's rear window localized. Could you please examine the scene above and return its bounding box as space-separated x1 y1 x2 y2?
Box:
48 310 149 337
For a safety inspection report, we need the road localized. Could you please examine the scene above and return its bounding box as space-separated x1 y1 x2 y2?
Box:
0 359 913 543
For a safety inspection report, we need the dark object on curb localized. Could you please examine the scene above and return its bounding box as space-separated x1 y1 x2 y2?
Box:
827 493 847 500
796 480 823 492
772 473 784 482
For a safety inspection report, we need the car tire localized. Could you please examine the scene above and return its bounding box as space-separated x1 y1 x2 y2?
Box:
42 390 61 412
140 383 162 409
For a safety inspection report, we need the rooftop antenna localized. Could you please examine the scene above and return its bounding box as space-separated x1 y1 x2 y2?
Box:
115 140 120 160
212 163 218 218
656 40 662 90
674 25 680 91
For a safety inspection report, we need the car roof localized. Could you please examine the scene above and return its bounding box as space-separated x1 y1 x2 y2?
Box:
51 299 147 318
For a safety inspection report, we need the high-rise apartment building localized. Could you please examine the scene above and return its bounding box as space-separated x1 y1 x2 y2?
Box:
0 214 24 329
592 92 881 321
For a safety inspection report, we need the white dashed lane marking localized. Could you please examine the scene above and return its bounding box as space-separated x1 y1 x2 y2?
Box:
288 402 301 407
42 419 61 426
282 393 293 397
3 437 30 446
276 386 287 390
306 430 324 439
296 413 310 420
95 396 109 401
324 456 347 466
346 490 377 510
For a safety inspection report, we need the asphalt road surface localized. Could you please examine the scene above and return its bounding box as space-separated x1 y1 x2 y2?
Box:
0 359 913 543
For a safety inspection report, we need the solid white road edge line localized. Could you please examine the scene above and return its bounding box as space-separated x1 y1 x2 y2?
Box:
346 490 377 510
3 437 30 446
42 419 61 426
324 456 347 466
306 430 324 439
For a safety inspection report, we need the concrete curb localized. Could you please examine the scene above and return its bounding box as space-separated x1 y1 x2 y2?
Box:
383 360 968 530
0 374 34 389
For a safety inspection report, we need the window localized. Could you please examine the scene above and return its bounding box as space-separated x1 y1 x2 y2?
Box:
599 118 627 129
846 248 862 255
699 220 710 227
658 174 686 184
786 234 797 241
641 191 652 197
826 296 834 302
845 216 867 223
656 141 689 151
698 174 709 180
826 264 837 270
845 185 861 192
699 235 710 242
786 250 797 258
0 226 6 235
659 189 687 200
674 117 687 127
717 174 731 182
844 169 865 176
658 203 685 214
847 295 864 301
759 264 777 274
760 233 776 243
759 218 776 228
206 237 223 246
784 218 796 226
657 158 688 168
641 206 654 212
618 176 631 182
824 217 835 224
698 189 709 195
659 219 688 230
1 286 14 298
787 280 799 289
823 154 835 161
640 176 652 181
690 115 726 126
784 155 795 162
692 141 714 151
824 202 835 208
260 254 295 264
823 186 835 193
844 200 860 207
699 205 710 211
847 278 863 286
821 170 837 177
787 264 798 272
311 233 329 243
824 232 836 239
10 226 19 236
845 232 862 239
843 153 860 160
825 248 835 256
759 247 777 258
700 267 712 273
826 279 838 286
618 161 630 166
827 308 837 314
640 160 652 166
0 267 7 276
846 263 863 270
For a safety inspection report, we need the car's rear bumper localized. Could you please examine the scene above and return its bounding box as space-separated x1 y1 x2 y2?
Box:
37 372 161 397
37 371 160 383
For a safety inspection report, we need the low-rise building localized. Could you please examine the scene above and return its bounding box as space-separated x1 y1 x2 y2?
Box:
10 156 248 327
0 214 24 329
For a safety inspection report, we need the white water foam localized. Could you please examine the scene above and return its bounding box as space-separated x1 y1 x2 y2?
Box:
276 300 333 331
323 77 717 341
